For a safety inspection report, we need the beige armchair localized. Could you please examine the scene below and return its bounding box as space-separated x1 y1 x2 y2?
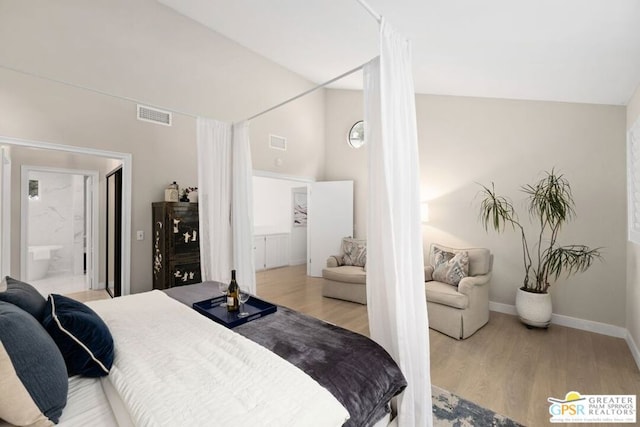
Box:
425 243 492 339
322 238 367 305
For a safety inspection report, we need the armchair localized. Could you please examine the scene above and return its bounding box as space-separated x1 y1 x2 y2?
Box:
425 243 492 339
321 238 367 305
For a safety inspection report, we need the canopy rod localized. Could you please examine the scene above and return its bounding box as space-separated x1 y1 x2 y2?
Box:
355 0 382 23
0 63 199 119
242 59 373 122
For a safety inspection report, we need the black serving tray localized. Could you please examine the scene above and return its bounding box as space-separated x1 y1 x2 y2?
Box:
192 295 277 329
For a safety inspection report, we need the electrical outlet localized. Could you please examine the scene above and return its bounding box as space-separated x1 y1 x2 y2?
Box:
136 230 144 241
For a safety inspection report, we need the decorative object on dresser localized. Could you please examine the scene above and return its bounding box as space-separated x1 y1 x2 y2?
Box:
179 186 198 202
152 202 201 289
164 181 179 202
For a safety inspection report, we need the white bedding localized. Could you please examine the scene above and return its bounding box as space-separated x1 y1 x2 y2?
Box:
0 376 119 427
87 291 349 427
56 376 119 427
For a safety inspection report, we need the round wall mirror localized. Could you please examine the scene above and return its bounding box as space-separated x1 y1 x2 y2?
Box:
347 121 365 148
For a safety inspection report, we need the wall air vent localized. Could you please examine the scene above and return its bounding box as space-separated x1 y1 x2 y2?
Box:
137 104 172 126
269 134 287 151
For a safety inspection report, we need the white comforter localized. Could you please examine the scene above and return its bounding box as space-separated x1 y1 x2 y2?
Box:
87 291 349 427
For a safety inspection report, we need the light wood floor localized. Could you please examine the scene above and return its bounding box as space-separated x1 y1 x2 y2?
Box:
65 289 111 303
257 265 640 427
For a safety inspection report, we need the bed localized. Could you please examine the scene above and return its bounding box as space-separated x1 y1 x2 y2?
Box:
0 279 406 427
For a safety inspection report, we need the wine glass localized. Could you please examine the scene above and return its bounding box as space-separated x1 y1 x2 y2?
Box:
218 282 228 307
238 288 251 317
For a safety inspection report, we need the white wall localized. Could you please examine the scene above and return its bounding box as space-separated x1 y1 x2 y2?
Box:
325 88 627 327
0 0 325 293
253 175 309 265
626 84 640 362
253 176 304 233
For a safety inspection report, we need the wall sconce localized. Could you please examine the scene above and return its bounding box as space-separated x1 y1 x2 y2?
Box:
421 202 429 223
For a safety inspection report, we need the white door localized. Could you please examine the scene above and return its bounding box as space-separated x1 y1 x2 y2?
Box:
0 147 10 278
307 181 354 277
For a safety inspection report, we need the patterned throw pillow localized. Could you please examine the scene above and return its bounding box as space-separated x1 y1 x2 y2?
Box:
432 248 469 286
341 237 367 267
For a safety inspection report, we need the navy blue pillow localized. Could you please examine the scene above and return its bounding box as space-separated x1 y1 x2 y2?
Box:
42 294 114 377
0 276 47 321
0 301 68 425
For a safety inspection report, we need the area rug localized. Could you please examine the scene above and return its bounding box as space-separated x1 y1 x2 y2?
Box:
432 385 525 426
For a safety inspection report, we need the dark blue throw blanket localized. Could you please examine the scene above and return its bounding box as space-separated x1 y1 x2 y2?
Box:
164 282 407 427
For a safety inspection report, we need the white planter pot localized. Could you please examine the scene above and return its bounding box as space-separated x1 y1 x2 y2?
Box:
187 191 198 203
515 288 552 328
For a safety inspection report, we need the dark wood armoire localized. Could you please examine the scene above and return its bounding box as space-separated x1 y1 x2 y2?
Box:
152 202 201 289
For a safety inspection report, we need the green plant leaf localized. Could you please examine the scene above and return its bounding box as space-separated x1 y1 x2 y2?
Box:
544 245 602 283
522 169 575 228
477 183 519 232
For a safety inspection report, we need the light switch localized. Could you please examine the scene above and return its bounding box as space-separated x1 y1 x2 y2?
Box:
136 230 144 241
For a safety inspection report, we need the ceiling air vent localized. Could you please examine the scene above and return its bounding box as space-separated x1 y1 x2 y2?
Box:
269 134 287 151
137 104 172 126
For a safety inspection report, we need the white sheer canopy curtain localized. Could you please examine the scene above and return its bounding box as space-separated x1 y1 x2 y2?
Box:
196 118 256 293
365 20 432 427
232 121 256 294
196 118 232 284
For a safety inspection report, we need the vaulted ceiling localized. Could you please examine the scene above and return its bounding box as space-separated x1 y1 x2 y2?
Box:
159 0 640 105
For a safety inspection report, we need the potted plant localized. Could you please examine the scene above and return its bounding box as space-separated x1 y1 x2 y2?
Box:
477 169 601 328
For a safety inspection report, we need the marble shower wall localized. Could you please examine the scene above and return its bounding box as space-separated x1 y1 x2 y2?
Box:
28 171 85 276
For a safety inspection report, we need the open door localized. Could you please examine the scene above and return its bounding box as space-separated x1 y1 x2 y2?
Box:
105 166 122 297
307 181 353 277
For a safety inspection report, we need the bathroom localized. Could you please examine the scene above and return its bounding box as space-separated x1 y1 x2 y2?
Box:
24 169 93 297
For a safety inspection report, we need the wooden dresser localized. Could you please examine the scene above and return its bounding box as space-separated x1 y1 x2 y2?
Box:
152 202 201 289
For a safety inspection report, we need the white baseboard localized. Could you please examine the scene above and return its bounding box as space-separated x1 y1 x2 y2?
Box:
489 301 517 316
489 301 626 338
626 332 640 372
551 313 627 338
289 258 306 266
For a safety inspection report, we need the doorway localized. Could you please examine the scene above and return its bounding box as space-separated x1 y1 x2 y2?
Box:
20 166 98 296
252 173 312 271
0 135 132 296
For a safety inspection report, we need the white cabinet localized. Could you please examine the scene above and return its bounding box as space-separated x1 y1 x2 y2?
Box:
254 233 290 271
253 236 266 272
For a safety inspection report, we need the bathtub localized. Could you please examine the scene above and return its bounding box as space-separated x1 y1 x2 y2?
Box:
27 245 63 281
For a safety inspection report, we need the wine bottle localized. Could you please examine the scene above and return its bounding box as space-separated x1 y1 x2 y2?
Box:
226 270 239 312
